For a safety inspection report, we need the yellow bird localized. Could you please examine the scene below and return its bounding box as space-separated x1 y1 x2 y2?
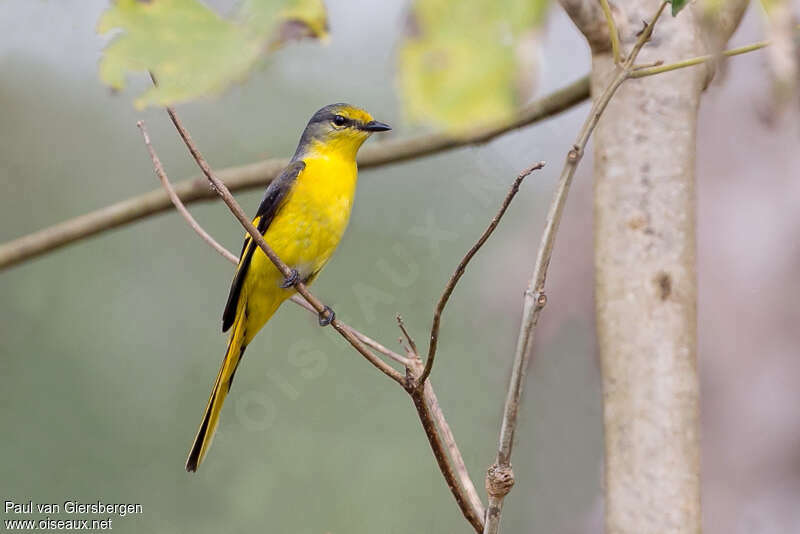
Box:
186 104 391 472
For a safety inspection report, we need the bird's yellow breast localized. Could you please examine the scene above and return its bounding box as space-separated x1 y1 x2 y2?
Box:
247 153 358 298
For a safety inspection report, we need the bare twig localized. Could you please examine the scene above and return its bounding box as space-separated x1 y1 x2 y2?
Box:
394 164 548 526
406 357 485 532
140 113 468 529
138 121 239 265
422 379 485 521
342 323 412 367
377 161 550 530
0 77 590 271
418 162 545 389
483 4 669 534
286 294 410 366
630 23 800 79
141 114 405 386
632 38 769 77
143 110 486 530
395 334 485 525
137 120 411 370
598 0 622 64
396 315 418 356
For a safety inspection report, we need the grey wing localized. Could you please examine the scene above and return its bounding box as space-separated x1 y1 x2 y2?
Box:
221 160 306 332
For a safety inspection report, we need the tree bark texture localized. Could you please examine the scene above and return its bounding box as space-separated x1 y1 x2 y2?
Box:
560 1 748 532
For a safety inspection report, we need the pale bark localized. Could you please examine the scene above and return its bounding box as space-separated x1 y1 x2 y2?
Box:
560 1 748 533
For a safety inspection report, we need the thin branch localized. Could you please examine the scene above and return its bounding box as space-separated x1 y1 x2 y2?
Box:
598 0 622 64
145 109 486 530
284 294 411 366
143 115 406 386
140 125 411 368
418 162 545 389
398 333 485 524
483 3 669 534
631 24 800 78
406 356 485 532
138 121 239 265
139 112 473 524
336 319 412 367
137 120 411 370
422 379 486 521
395 163 549 528
632 39 769 77
396 314 418 356
0 77 590 271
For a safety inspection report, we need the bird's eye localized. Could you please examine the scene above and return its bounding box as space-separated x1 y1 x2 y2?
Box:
332 115 347 127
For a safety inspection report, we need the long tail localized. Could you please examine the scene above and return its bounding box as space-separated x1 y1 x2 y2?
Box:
185 312 249 472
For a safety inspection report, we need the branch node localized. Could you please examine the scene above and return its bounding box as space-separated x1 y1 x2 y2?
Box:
567 145 582 162
485 464 515 499
634 59 664 71
160 104 409 385
396 314 419 357
636 19 649 37
403 356 423 393
523 287 535 298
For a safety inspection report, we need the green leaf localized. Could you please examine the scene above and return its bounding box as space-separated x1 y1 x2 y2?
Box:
242 0 328 43
398 0 549 133
97 0 327 109
670 0 689 16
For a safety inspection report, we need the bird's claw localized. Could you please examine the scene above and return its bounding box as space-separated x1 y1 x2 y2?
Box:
318 305 335 327
279 269 299 288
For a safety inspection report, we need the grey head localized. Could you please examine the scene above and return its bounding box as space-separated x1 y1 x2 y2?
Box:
292 103 391 160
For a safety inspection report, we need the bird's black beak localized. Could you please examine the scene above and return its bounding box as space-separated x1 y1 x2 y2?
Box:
362 120 392 132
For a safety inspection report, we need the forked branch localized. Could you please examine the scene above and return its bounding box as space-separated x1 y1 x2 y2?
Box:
152 111 407 386
138 113 488 531
139 120 410 367
401 164 546 528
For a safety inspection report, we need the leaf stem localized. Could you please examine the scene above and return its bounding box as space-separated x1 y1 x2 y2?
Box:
598 0 623 64
632 39 770 77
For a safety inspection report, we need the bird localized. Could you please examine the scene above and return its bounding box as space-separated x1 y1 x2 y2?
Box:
186 104 391 472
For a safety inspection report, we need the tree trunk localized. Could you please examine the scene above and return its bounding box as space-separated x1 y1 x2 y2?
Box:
558 1 748 532
592 15 704 533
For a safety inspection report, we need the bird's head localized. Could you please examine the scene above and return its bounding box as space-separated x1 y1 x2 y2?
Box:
294 103 391 161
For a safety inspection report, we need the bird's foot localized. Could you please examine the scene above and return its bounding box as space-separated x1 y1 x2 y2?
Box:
279 269 299 289
318 306 335 327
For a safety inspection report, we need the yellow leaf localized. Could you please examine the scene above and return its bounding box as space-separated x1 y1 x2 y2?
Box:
97 0 327 108
398 0 549 132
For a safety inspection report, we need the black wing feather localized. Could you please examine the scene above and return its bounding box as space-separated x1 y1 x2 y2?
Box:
221 160 305 332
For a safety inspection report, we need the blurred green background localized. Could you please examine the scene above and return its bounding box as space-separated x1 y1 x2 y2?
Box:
4 1 799 533
1 1 600 532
